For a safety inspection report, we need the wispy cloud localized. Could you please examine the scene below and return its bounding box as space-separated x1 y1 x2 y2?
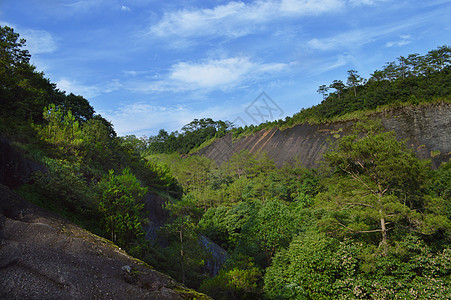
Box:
56 78 122 98
306 17 428 51
63 0 106 13
101 101 242 135
131 56 289 93
148 0 345 40
0 22 57 55
349 0 389 5
385 35 412 47
21 29 58 54
121 5 131 12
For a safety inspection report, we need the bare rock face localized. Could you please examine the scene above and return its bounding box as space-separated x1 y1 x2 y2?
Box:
0 184 210 300
197 102 451 168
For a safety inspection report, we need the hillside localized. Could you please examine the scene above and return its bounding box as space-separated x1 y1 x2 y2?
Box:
0 183 209 299
196 101 451 168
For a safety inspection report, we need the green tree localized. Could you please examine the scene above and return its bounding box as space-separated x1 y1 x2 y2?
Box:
163 197 206 287
253 199 297 265
36 103 83 157
200 255 261 300
264 231 340 299
97 169 147 248
329 79 345 100
322 121 430 253
317 84 329 100
0 25 32 97
347 69 364 96
62 93 94 122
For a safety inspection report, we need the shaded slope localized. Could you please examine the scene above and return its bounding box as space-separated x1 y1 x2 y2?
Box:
0 184 210 299
197 102 451 168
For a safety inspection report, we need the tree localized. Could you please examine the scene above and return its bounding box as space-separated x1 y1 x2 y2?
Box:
346 70 364 96
329 80 345 100
36 103 83 157
253 199 297 265
0 25 32 92
317 84 329 100
61 93 95 122
97 169 147 248
322 120 430 254
369 69 386 82
164 197 206 286
199 256 261 299
0 25 53 122
264 232 340 299
426 45 451 72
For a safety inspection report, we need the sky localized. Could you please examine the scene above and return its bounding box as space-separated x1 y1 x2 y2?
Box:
1 0 450 136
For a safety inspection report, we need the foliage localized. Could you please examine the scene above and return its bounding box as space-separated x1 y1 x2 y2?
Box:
199 255 262 300
230 45 451 137
160 197 208 288
252 199 297 265
97 169 147 248
147 118 233 154
264 232 451 299
35 103 83 157
320 120 432 253
264 231 340 299
18 158 97 228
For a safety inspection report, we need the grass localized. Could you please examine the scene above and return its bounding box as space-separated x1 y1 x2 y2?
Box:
279 96 451 131
188 136 220 154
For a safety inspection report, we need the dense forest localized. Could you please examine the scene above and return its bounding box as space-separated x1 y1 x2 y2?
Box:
1 25 451 299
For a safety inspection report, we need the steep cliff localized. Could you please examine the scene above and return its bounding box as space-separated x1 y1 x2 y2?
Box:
196 102 451 168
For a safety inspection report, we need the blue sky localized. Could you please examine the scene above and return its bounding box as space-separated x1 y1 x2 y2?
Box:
1 0 450 136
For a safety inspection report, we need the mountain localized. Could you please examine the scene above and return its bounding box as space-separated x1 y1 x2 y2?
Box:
196 102 451 169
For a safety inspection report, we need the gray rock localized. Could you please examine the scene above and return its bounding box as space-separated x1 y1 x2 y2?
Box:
0 184 210 299
197 102 451 168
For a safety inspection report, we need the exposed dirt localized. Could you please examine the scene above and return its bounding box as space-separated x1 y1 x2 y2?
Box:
0 184 210 299
197 102 451 168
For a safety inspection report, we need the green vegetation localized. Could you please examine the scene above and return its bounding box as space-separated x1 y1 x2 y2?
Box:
2 25 451 299
97 169 147 248
231 45 451 139
146 118 233 155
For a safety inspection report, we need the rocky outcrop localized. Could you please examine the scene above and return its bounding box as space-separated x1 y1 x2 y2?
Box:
0 184 210 299
197 102 451 168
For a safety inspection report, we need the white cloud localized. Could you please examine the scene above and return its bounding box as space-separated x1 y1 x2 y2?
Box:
385 35 412 47
280 0 343 14
21 29 58 54
306 21 416 51
121 5 131 12
0 23 57 55
122 70 149 77
101 101 244 136
63 0 105 12
170 57 254 88
56 78 122 98
349 0 388 5
306 8 444 52
149 0 345 39
131 57 289 93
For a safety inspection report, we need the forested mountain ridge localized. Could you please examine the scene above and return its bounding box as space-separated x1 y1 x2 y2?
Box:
196 101 451 168
144 45 450 159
